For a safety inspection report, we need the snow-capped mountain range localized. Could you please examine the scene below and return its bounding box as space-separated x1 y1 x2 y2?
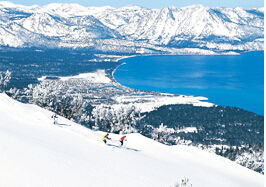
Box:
0 1 264 53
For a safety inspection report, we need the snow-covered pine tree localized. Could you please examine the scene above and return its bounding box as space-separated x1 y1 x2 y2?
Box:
0 70 11 92
91 104 141 133
22 79 91 123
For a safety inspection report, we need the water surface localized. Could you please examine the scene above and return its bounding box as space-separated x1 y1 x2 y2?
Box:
115 52 264 115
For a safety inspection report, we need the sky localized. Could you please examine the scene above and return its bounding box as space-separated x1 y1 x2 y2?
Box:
6 0 264 9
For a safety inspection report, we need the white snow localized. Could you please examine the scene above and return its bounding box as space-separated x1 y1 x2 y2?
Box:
58 70 111 83
37 76 47 81
0 93 263 187
177 127 198 133
113 94 214 113
0 2 263 52
37 70 111 83
0 1 38 9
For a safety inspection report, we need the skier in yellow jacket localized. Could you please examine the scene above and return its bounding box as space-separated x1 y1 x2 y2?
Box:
102 133 111 144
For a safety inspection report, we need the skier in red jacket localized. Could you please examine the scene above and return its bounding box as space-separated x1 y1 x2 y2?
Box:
120 136 126 146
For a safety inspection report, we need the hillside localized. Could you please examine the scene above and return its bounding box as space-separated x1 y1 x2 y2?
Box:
0 93 263 187
0 2 263 53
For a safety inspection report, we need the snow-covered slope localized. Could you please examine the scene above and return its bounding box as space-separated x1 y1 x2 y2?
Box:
0 93 263 187
0 2 263 53
93 5 263 44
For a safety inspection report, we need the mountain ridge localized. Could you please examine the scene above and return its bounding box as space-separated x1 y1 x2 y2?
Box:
0 2 264 53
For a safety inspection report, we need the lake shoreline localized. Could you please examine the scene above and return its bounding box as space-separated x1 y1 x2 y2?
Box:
113 51 264 115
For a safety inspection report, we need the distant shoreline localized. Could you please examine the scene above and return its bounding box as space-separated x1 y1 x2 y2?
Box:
113 51 264 115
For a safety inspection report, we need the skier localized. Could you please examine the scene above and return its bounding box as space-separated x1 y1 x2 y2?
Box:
102 133 111 144
120 135 126 146
51 114 58 125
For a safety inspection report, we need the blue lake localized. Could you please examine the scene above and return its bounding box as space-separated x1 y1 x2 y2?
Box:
114 51 264 115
